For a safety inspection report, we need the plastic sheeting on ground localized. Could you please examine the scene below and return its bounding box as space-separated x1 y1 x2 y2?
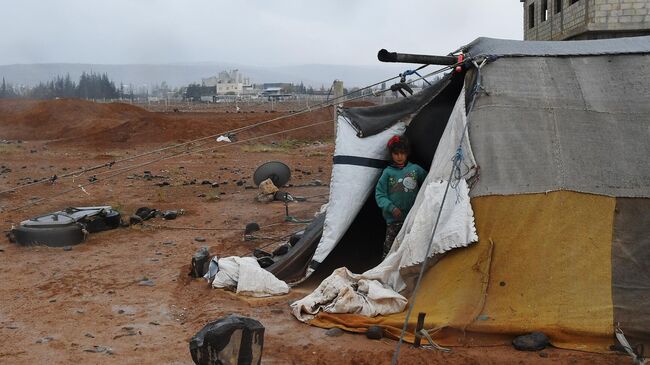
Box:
207 256 289 297
292 267 408 322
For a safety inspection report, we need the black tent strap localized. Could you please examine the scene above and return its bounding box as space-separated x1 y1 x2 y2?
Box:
332 155 389 169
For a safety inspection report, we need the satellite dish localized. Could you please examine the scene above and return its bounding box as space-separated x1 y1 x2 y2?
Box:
253 161 291 187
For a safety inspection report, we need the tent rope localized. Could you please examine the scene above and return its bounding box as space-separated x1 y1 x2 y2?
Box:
5 119 333 213
391 56 491 364
2 64 457 213
0 64 436 196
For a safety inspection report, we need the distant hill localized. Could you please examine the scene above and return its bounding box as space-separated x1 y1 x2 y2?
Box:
0 62 410 89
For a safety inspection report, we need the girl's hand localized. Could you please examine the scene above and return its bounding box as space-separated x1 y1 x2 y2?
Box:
392 207 402 219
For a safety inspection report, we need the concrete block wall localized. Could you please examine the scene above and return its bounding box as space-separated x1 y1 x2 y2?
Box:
523 0 650 40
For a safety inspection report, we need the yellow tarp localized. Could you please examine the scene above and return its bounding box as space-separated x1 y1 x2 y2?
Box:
310 191 616 352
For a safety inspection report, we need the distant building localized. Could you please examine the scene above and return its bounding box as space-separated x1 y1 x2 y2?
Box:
521 0 650 40
201 69 252 96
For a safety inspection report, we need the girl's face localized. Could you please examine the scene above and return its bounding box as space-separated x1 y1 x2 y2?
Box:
391 151 408 166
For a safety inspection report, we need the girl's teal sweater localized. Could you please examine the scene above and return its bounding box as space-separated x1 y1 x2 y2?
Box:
375 162 427 224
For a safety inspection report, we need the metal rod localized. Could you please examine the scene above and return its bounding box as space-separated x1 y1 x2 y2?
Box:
414 312 426 348
378 49 457 65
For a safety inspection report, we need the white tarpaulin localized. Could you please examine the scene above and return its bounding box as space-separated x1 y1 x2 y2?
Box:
208 256 289 297
292 86 478 320
308 117 406 276
292 267 408 322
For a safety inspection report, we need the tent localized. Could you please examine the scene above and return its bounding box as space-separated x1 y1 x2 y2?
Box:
280 35 650 352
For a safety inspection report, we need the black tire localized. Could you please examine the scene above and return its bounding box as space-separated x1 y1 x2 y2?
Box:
11 224 86 247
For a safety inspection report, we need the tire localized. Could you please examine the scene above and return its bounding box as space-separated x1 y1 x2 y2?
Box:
11 224 86 247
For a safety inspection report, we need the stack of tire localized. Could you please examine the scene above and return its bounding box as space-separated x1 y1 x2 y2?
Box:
8 206 121 247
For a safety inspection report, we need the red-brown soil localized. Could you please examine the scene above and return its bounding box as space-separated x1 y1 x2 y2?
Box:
0 99 624 364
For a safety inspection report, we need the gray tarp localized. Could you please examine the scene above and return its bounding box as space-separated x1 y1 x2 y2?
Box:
340 73 452 137
464 35 650 58
468 54 650 198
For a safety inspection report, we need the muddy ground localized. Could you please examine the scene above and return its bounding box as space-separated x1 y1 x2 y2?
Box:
0 99 625 364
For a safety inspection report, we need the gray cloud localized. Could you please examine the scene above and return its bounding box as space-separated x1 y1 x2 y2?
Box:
1 0 523 66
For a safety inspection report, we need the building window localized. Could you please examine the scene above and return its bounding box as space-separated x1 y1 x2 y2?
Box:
529 3 535 29
555 0 562 14
541 0 548 22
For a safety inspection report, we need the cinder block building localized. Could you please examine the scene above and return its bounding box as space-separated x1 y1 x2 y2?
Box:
521 0 650 40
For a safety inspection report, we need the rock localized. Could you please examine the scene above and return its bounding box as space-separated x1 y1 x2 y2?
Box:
161 210 178 220
63 246 72 251
255 193 274 203
272 244 290 257
325 328 344 337
512 332 550 351
539 352 549 358
253 249 272 258
311 179 323 186
194 237 206 242
197 193 207 198
135 207 157 220
163 240 175 245
257 256 274 268
129 215 143 225
35 336 53 344
258 179 279 195
190 247 210 278
189 315 265 365
366 326 383 340
84 345 113 354
236 180 244 186
201 180 212 185
138 279 155 287
85 333 95 338
211 182 220 188
155 181 170 187
289 233 303 246
244 222 260 235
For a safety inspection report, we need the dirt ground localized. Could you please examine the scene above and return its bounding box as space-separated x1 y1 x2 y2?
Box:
0 99 626 364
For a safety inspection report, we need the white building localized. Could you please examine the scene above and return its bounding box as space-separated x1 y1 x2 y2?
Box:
201 69 253 96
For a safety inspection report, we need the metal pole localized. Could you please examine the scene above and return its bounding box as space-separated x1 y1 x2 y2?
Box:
332 80 344 136
378 49 457 65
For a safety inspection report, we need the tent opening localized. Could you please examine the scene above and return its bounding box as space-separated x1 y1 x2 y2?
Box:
310 71 467 280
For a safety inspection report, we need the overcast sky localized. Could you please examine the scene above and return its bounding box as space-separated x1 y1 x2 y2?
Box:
1 0 523 66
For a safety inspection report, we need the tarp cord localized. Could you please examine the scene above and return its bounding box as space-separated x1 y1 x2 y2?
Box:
4 64 460 213
615 324 647 365
0 64 456 206
391 55 489 365
400 69 432 86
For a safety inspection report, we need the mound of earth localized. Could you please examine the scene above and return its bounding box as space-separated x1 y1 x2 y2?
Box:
0 99 149 141
0 99 346 149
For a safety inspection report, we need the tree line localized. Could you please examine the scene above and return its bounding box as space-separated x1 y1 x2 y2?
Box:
0 72 120 100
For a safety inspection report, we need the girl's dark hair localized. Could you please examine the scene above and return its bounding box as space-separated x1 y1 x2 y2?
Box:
387 135 410 154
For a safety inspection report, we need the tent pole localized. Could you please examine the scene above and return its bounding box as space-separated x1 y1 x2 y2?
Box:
378 49 457 65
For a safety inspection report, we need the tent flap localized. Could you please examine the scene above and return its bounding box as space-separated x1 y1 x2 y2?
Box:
340 73 452 137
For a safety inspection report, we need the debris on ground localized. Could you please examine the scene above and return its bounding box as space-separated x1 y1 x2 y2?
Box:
512 332 550 351
190 247 210 278
325 328 344 337
189 315 264 365
366 326 383 340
